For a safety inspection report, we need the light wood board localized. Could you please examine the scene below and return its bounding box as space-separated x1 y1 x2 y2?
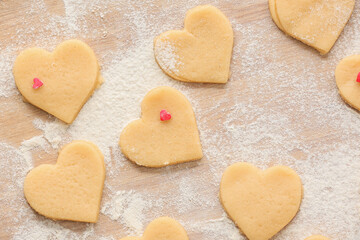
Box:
1 0 360 239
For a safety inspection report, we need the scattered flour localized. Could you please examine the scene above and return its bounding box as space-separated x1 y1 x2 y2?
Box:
19 135 49 165
1 0 360 239
186 215 243 240
32 119 68 149
0 142 32 237
101 190 148 235
154 38 183 74
12 214 95 240
0 48 17 98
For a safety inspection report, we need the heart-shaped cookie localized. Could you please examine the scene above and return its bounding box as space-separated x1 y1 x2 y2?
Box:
24 140 105 222
119 217 189 240
13 39 103 124
154 5 233 83
305 235 330 240
271 0 355 54
220 162 303 240
119 86 203 167
335 55 360 111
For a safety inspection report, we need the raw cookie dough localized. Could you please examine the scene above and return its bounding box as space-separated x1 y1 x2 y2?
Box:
335 55 360 111
13 39 103 124
268 0 284 31
119 86 203 167
154 5 233 83
24 140 105 223
305 235 330 240
271 0 355 54
220 162 303 240
119 217 189 240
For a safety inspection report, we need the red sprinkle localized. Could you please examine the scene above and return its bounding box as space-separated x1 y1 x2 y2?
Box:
160 110 171 121
32 78 43 89
357 72 360 83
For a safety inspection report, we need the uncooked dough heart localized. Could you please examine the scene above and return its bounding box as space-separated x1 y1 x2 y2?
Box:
13 39 103 124
269 0 284 31
119 217 189 240
119 86 203 167
220 162 303 240
270 0 355 54
305 236 330 240
335 55 360 111
154 5 233 83
24 140 105 222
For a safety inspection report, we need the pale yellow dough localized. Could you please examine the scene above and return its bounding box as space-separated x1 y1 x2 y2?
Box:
220 162 303 240
119 217 189 240
154 5 233 83
13 39 103 124
119 86 203 167
24 140 105 223
335 55 360 111
268 0 284 31
271 0 354 54
305 235 330 240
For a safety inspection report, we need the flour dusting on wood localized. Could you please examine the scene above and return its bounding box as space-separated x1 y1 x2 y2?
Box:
1 0 360 239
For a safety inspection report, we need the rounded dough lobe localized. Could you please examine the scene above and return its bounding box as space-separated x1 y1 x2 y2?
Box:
119 217 189 240
119 86 203 167
24 140 106 223
305 235 330 240
154 5 233 83
13 39 103 124
268 0 284 30
335 55 360 111
275 0 355 54
220 162 303 240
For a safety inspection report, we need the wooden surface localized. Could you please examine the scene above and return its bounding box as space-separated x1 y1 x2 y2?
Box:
1 0 360 239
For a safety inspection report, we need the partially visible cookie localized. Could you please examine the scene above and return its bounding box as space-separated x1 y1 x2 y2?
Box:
119 217 188 240
268 0 284 30
270 0 355 54
305 235 330 240
335 55 360 111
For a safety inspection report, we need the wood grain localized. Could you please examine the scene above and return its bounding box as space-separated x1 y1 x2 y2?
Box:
1 0 360 240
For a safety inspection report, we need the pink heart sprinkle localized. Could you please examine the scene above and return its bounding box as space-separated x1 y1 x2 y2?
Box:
32 78 43 89
357 72 360 83
160 110 171 121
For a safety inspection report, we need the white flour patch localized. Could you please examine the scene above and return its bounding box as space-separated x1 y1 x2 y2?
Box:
12 213 95 240
32 119 68 149
0 47 17 98
186 215 243 240
0 142 32 236
19 135 50 165
101 190 148 235
154 38 183 74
